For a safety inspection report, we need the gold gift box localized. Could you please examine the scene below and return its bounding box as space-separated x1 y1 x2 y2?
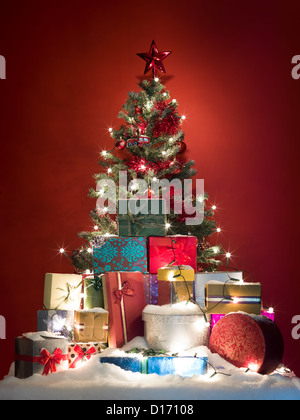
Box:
157 265 195 282
157 265 195 305
74 309 109 343
205 281 262 315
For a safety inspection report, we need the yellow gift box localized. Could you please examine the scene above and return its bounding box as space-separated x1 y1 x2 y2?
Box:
205 281 262 315
157 265 195 282
157 265 195 305
74 309 109 343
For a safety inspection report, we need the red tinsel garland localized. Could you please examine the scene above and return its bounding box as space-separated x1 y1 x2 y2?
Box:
153 101 181 138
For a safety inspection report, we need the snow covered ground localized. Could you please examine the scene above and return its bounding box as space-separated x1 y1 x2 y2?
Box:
0 337 300 400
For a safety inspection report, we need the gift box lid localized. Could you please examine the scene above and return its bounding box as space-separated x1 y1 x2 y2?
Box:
18 331 67 341
157 265 195 281
205 281 262 296
205 281 262 315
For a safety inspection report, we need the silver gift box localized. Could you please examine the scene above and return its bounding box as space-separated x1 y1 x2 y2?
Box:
15 332 68 379
37 310 74 339
194 271 243 307
142 304 210 353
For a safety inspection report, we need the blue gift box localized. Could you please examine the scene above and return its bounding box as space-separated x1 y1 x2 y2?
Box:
92 237 148 274
99 356 207 377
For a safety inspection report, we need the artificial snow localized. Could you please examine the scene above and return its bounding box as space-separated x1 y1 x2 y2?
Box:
143 302 204 316
0 336 300 400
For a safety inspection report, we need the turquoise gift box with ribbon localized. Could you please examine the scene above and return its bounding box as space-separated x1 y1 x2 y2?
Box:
99 355 207 377
92 236 148 274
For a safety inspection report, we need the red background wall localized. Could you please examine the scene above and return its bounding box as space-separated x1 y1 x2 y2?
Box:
1 1 300 380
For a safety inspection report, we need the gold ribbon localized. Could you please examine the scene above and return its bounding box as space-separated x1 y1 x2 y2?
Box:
117 273 128 344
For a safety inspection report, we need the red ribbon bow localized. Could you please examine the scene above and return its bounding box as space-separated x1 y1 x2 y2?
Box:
38 348 67 376
114 281 135 303
69 345 96 369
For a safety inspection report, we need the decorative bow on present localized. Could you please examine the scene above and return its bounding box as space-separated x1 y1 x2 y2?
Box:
85 275 103 292
69 345 96 369
114 281 135 303
113 275 136 345
55 281 82 310
38 348 68 376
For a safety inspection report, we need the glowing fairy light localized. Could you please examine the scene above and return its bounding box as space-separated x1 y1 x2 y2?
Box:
225 252 231 268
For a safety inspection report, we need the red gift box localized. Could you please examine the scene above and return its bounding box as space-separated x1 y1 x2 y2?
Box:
148 236 197 274
103 272 146 348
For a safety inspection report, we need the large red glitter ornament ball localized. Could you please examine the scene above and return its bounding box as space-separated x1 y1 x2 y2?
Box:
209 312 284 375
115 139 126 150
177 141 186 154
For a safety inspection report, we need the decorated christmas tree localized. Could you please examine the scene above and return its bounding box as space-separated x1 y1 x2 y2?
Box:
70 40 225 275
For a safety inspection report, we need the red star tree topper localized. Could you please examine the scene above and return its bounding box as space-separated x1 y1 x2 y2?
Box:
137 40 172 77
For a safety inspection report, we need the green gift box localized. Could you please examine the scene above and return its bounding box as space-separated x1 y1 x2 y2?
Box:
83 275 104 310
118 199 167 237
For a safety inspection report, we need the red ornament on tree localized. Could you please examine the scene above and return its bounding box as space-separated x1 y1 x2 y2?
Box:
177 141 186 154
115 139 126 150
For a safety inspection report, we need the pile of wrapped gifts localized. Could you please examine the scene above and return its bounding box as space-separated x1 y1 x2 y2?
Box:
14 200 285 379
